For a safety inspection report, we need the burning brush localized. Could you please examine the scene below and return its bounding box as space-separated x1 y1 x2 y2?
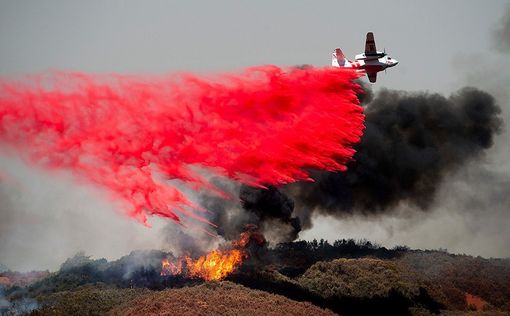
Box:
161 225 266 281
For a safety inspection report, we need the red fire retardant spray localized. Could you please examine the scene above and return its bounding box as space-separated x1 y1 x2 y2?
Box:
0 66 364 226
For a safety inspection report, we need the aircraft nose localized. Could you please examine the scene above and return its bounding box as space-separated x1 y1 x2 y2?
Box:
392 59 399 66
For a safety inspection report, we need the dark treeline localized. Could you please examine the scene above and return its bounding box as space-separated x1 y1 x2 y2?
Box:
264 238 407 277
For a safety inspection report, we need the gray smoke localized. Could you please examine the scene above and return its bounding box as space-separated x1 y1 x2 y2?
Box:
0 156 166 272
195 180 301 244
0 285 38 316
493 4 510 53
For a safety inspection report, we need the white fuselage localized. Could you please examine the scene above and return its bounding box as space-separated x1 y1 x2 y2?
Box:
350 53 398 72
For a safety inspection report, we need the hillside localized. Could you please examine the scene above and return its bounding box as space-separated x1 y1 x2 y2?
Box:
398 252 510 311
109 282 335 316
30 284 148 316
1 240 510 315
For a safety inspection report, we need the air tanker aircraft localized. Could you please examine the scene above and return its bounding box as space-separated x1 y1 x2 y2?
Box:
332 32 398 83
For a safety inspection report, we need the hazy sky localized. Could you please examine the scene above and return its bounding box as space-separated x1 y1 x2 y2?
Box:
0 0 506 91
1 0 509 270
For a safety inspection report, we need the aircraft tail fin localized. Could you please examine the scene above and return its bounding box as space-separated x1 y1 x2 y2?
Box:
332 48 351 67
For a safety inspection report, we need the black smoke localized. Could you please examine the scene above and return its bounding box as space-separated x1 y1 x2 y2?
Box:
191 84 503 243
288 86 503 220
240 185 301 241
198 182 300 243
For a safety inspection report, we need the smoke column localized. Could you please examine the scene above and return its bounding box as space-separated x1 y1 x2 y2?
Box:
288 85 503 222
0 66 364 226
180 84 502 244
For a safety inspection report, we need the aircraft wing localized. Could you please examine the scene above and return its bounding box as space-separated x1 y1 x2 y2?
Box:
367 72 377 83
365 32 377 54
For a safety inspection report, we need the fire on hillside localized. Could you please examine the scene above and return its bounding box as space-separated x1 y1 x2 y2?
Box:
161 225 266 281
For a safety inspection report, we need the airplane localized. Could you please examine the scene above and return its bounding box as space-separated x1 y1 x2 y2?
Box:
331 32 398 83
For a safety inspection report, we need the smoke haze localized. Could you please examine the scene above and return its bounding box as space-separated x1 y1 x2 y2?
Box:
493 3 510 53
0 155 167 271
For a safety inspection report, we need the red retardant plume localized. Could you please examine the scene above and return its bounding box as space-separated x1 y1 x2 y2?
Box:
0 66 364 226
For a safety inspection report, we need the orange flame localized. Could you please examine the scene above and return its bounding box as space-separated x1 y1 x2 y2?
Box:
186 249 245 281
161 257 183 275
161 249 246 281
161 226 264 281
